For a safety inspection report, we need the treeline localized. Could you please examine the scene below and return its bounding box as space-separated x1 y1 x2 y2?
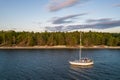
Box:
0 30 120 47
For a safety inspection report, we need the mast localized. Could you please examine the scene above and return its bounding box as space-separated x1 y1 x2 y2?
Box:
79 31 81 60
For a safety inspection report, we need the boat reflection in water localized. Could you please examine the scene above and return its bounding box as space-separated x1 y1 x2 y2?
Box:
69 64 93 80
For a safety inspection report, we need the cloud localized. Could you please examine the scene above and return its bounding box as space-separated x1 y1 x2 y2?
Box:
45 19 120 31
48 0 89 12
45 25 64 31
86 18 112 23
113 4 120 7
93 20 120 29
50 13 87 24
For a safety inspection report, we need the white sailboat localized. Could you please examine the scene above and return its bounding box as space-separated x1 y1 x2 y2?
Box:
69 32 94 66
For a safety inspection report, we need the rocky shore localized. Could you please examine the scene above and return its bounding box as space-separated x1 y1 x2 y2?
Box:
0 46 120 49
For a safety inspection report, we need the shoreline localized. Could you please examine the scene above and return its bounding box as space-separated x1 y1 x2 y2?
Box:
0 46 120 49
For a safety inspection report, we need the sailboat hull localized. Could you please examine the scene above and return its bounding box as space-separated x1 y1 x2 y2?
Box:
69 60 94 66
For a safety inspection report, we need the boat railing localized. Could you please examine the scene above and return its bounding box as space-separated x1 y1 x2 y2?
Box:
80 58 93 63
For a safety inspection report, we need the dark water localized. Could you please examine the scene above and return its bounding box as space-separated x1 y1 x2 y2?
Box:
0 49 120 80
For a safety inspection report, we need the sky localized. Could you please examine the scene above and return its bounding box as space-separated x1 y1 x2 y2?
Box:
0 0 120 32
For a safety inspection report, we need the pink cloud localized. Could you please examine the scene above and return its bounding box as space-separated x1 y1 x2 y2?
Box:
48 0 79 11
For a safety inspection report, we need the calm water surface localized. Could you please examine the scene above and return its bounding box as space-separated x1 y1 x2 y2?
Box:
0 49 120 80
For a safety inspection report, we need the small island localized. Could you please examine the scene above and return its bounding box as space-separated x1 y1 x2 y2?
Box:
0 30 120 49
